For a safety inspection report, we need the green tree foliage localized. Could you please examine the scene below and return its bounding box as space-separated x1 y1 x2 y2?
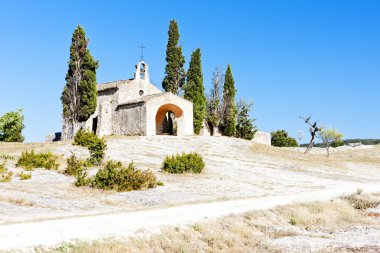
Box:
318 127 344 157
61 25 99 126
0 109 25 142
220 65 236 136
271 130 298 147
162 20 186 94
73 129 107 165
206 67 223 136
184 49 206 134
235 100 257 140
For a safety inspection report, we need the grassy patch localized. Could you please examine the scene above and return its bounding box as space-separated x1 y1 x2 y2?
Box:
16 150 59 170
0 161 13 182
0 153 15 160
19 171 32 180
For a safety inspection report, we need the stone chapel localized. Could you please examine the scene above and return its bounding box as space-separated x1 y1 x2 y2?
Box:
62 61 193 140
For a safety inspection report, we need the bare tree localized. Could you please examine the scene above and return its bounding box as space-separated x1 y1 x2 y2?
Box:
206 67 224 135
299 115 320 154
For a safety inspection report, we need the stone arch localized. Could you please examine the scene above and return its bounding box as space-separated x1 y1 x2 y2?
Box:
155 104 184 135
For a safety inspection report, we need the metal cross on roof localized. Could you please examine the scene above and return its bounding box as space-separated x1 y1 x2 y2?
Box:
139 43 146 61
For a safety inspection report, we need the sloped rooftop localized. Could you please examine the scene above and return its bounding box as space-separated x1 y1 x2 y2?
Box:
97 79 133 92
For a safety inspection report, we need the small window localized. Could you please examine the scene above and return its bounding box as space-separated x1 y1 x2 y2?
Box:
139 90 144 96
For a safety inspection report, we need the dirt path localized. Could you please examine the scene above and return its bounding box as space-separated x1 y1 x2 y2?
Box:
1 182 380 251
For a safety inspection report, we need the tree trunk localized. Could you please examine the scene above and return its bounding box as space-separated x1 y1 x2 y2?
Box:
304 132 315 154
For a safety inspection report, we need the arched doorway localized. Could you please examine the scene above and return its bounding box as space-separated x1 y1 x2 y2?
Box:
155 104 184 135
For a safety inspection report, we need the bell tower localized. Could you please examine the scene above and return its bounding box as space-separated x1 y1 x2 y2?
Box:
134 61 150 82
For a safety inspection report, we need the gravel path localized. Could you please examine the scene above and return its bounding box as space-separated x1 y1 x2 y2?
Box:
1 182 380 251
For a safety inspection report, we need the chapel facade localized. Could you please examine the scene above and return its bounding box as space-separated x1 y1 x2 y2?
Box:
62 61 193 140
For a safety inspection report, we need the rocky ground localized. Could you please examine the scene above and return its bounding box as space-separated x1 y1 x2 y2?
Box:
0 136 379 251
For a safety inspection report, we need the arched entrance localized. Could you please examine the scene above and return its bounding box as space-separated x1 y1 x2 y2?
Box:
155 104 184 135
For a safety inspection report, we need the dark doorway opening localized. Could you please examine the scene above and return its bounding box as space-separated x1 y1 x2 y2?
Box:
92 117 98 134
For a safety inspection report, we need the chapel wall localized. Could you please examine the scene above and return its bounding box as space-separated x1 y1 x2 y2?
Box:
112 102 146 136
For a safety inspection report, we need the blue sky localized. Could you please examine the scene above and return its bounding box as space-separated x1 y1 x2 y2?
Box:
0 0 379 142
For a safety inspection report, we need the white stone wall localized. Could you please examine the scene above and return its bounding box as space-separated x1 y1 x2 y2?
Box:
252 131 271 146
145 93 193 136
112 102 146 136
118 80 162 105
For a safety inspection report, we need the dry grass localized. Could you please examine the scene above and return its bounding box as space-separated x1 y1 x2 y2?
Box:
0 195 36 206
40 193 380 253
250 143 380 171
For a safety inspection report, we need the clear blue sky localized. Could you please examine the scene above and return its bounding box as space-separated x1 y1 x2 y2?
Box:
0 0 379 142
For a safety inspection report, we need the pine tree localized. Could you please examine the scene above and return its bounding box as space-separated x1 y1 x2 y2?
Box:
162 20 186 94
221 64 236 136
184 49 206 134
235 100 257 140
61 25 98 139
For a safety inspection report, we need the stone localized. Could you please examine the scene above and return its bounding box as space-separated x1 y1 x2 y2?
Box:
252 131 271 145
62 61 193 140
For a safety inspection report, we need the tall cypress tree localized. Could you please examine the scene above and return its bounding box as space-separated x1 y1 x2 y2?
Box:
162 20 186 94
221 64 236 136
184 48 206 134
61 25 98 139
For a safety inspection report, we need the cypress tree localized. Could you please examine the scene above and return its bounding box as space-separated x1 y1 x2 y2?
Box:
162 20 186 94
184 48 206 134
61 25 98 138
221 64 236 136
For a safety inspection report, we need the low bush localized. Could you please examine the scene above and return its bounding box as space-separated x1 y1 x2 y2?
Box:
19 171 32 180
0 162 6 173
65 154 86 176
344 192 380 210
63 154 92 186
161 152 205 174
74 170 92 187
92 160 158 192
74 129 107 165
0 161 12 182
271 130 298 147
0 154 15 160
16 150 59 170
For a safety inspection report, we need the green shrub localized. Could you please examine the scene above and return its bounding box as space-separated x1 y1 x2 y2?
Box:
16 150 59 170
161 152 205 174
19 171 32 180
92 160 158 192
74 170 92 187
0 162 6 173
0 154 15 160
0 171 13 182
63 154 92 186
289 216 297 225
271 130 298 147
73 129 107 165
65 154 86 176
